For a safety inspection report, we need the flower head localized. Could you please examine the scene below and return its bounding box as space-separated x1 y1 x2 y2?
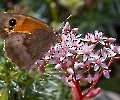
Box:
29 22 119 99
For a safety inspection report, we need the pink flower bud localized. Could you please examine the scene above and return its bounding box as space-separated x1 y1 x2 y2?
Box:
94 64 99 71
87 74 93 83
67 68 74 75
72 28 78 33
103 70 110 78
93 71 99 80
61 74 66 82
55 64 62 71
85 87 101 98
106 38 116 43
76 73 82 80
64 22 70 30
37 60 45 65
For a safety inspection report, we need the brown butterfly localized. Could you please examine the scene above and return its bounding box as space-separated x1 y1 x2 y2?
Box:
0 13 60 69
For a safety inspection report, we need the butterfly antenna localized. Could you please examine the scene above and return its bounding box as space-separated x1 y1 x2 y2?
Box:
55 14 72 35
61 14 72 26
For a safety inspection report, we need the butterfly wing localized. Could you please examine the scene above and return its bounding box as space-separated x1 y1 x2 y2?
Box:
5 30 57 68
5 32 32 68
23 29 57 62
0 13 58 68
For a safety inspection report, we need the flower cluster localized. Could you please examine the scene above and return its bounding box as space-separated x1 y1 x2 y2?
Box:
29 22 120 100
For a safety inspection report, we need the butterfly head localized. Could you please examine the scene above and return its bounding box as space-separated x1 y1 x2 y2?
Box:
0 13 26 39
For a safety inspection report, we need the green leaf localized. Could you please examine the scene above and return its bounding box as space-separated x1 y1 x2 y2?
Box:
0 89 8 100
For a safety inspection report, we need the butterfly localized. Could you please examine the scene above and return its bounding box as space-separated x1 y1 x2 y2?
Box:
0 13 60 68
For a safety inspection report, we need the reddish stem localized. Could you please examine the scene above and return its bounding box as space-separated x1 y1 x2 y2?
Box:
83 56 120 98
83 71 102 98
108 56 120 66
108 57 115 67
71 77 83 100
71 58 84 100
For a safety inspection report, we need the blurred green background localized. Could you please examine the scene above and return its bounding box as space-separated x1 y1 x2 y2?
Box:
0 0 120 100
